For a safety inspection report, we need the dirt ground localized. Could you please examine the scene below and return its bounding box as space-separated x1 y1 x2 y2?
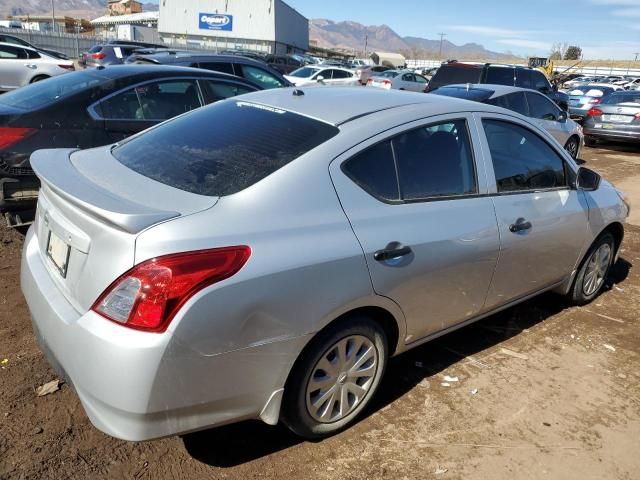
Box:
1 143 639 480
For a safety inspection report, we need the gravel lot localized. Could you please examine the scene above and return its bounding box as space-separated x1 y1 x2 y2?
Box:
1 144 639 480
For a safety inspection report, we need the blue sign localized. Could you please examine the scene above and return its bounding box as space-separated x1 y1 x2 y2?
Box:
199 13 233 31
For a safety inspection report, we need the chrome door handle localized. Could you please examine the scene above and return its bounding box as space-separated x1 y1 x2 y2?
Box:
25 64 37 69
374 242 412 262
509 218 532 233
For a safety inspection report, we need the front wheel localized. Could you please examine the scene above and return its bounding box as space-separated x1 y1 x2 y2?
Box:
282 316 388 439
569 233 615 305
564 137 580 159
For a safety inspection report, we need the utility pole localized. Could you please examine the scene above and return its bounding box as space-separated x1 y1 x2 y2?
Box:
364 34 368 59
635 52 639 62
51 0 55 34
438 32 446 61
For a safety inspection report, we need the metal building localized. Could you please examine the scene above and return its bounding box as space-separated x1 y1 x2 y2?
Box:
158 0 308 55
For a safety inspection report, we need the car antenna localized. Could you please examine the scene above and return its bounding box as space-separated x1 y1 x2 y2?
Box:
292 89 304 96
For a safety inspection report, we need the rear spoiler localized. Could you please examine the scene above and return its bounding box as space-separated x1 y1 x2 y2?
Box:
30 149 179 234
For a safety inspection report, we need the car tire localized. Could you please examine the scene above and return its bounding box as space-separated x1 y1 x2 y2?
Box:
569 232 615 305
584 136 598 147
564 136 580 159
282 316 388 439
30 75 50 83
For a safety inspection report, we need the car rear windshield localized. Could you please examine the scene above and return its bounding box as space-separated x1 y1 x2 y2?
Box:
428 64 482 90
289 67 319 78
432 86 494 102
88 45 103 53
603 92 640 105
0 70 111 110
112 100 340 197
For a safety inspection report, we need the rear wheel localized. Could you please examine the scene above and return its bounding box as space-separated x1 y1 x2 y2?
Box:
282 316 388 439
564 136 580 159
30 75 50 83
569 233 615 305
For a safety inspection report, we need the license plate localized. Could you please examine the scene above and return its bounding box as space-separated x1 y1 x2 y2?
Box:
46 230 70 278
602 124 616 129
603 114 632 123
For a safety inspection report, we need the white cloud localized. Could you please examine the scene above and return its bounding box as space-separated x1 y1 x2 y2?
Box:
448 25 528 37
496 38 551 51
581 41 640 60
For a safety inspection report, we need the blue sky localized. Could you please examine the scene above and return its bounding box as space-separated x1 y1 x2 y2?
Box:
150 0 640 59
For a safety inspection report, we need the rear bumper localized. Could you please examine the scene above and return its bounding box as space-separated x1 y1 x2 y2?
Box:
583 126 640 143
21 227 308 441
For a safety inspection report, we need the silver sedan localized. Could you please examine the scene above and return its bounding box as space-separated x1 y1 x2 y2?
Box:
22 88 628 442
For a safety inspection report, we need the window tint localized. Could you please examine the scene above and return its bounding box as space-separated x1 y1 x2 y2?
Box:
26 49 40 59
331 69 350 79
483 119 566 192
526 92 559 121
238 64 285 89
485 67 515 86
113 100 340 196
434 86 494 102
2 36 30 47
342 141 399 201
201 80 255 103
506 93 529 116
515 69 532 89
317 69 332 79
0 70 109 110
88 45 102 54
394 119 477 199
531 71 550 91
197 62 235 75
429 65 482 90
99 80 202 120
414 74 428 84
0 45 27 59
402 73 414 81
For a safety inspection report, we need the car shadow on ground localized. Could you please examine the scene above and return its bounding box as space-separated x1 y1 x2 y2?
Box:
586 141 640 155
183 257 632 468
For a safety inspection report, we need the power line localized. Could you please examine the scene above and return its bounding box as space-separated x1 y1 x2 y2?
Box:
438 32 447 60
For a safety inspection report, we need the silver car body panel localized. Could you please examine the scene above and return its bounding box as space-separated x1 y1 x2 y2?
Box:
21 87 628 441
0 42 73 90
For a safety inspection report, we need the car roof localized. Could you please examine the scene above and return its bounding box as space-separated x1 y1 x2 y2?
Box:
74 64 256 82
442 83 542 96
140 51 268 65
236 86 503 126
0 41 37 52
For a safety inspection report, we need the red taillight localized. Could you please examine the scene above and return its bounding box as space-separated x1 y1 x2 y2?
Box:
0 127 36 150
383 80 391 84
92 246 251 332
587 108 603 117
91 52 106 60
634 112 640 119
58 64 75 71
588 98 602 105
367 78 373 84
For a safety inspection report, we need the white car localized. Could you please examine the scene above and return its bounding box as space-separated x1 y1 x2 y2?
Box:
622 78 640 90
367 69 429 92
0 42 74 91
284 66 359 87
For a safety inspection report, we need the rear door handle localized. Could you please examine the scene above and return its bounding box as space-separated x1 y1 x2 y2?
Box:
374 242 412 262
24 64 37 69
509 218 532 233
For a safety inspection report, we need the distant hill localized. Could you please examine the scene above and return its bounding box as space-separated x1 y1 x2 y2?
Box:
311 18 517 60
0 0 157 19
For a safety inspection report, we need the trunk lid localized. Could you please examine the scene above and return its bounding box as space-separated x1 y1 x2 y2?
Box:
599 104 640 124
30 146 218 312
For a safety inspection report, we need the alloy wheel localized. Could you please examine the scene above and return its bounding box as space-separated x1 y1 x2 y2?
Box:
583 243 612 296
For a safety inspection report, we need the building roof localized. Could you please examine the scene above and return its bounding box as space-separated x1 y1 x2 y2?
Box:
91 11 158 25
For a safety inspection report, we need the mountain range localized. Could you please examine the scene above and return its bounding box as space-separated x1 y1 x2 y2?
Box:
310 18 516 60
0 0 157 18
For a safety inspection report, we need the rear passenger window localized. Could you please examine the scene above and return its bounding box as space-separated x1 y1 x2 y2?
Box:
394 120 476 199
483 119 566 192
515 69 532 89
526 92 559 121
201 80 255 103
198 62 235 75
238 64 285 89
0 45 27 59
342 141 399 201
98 79 202 120
532 71 550 92
486 67 515 86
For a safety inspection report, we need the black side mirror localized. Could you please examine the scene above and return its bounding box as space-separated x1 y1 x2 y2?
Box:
576 167 601 191
558 110 568 122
